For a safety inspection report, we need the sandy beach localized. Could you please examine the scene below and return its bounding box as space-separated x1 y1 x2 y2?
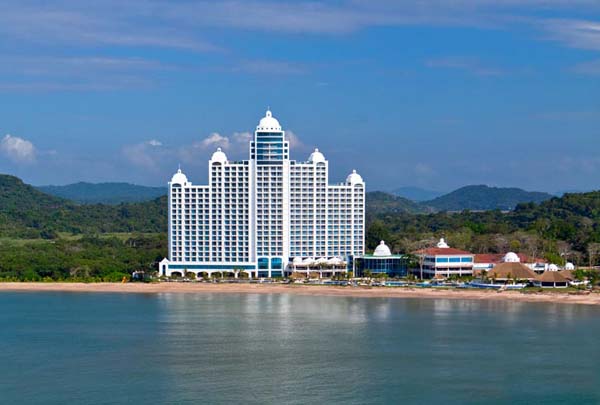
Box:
1 282 599 306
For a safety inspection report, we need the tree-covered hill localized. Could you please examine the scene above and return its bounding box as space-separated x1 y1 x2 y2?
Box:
37 182 166 205
367 191 600 263
366 191 428 218
423 185 553 211
0 174 167 238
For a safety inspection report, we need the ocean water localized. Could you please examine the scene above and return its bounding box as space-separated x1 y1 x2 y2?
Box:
0 292 599 404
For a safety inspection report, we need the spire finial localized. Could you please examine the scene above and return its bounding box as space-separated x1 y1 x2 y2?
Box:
178 163 181 173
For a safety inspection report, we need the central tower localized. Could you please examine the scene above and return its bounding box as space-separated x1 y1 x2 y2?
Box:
250 110 290 276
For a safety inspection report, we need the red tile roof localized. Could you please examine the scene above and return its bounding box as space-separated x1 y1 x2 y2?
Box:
473 254 502 263
415 247 473 256
473 253 547 264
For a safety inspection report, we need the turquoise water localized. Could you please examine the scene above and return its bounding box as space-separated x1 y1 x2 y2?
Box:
1 292 599 404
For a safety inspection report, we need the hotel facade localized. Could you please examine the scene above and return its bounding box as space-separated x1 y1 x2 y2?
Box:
159 110 365 278
414 238 475 279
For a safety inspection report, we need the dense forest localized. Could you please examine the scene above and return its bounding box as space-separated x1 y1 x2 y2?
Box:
2 174 600 280
0 175 166 238
37 182 166 205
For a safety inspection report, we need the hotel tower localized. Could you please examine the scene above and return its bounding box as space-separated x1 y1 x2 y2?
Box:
159 110 365 278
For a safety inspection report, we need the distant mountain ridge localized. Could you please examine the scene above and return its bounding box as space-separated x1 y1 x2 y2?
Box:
35 181 554 212
391 186 445 202
37 182 166 205
422 185 553 211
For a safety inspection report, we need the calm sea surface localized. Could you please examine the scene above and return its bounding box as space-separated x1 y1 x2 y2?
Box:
0 292 599 404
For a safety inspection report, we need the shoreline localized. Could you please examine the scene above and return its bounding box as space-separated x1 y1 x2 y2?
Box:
1 282 600 306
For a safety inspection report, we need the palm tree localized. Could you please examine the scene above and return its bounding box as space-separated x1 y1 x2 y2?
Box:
403 253 420 279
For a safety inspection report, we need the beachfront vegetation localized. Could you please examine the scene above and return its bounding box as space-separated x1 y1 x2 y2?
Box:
0 233 165 282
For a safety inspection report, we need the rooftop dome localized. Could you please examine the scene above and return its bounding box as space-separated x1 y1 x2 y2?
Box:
373 240 392 257
346 169 364 186
170 168 188 185
548 264 560 271
503 252 521 263
211 147 228 163
565 262 575 270
257 109 281 131
436 238 449 248
308 148 326 163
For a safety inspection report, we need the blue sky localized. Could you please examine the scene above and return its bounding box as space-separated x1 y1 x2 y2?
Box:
0 0 599 193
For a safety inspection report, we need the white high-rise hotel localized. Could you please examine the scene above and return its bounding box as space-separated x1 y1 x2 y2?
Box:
159 110 365 278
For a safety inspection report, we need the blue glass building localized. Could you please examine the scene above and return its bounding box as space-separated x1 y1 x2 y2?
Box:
355 241 408 278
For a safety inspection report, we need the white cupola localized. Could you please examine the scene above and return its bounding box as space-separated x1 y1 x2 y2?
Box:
436 238 449 248
502 252 520 263
210 147 228 163
170 168 188 185
373 240 392 257
257 109 281 131
346 169 364 186
308 148 326 163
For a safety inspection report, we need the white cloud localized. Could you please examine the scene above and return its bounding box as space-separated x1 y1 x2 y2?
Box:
178 133 225 165
122 139 165 170
0 1 598 96
0 134 36 163
539 18 600 51
286 130 305 150
0 3 218 52
147 139 163 147
198 132 230 150
192 131 253 153
232 131 252 144
3 1 599 50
